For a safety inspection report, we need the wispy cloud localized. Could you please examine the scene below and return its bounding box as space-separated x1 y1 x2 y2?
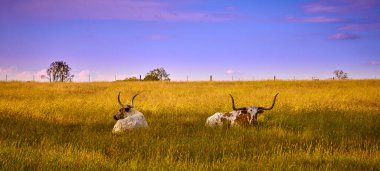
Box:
303 0 380 13
328 33 360 40
78 70 90 77
145 34 170 41
36 69 47 77
369 60 380 65
225 6 239 12
286 16 343 23
0 66 17 75
0 66 47 81
339 23 380 31
295 0 380 40
303 3 338 13
226 69 243 75
226 69 235 74
2 0 242 22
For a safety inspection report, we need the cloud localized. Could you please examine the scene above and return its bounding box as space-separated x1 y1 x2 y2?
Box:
36 69 47 76
328 33 360 40
226 69 243 75
226 69 235 74
0 66 17 75
339 23 380 31
369 60 380 65
78 70 90 77
2 0 242 22
286 16 343 23
303 0 380 13
72 70 91 82
225 6 239 12
0 66 48 81
145 34 170 40
303 3 338 13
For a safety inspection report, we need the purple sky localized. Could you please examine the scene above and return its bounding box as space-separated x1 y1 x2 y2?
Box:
0 0 379 81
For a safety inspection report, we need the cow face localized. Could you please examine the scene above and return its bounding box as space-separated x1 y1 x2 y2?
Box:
114 105 133 120
246 107 264 124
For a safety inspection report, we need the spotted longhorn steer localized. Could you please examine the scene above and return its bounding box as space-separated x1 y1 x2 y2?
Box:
112 92 148 133
206 93 279 127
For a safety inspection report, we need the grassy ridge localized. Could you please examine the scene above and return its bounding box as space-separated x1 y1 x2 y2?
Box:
0 80 379 170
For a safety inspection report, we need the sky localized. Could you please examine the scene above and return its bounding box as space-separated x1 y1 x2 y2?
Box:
0 0 379 81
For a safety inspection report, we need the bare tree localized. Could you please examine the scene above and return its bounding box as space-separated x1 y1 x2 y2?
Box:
41 61 74 82
333 70 348 80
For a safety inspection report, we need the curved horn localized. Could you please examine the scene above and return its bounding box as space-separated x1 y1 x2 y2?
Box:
229 94 247 111
258 93 279 110
118 92 124 107
130 93 140 107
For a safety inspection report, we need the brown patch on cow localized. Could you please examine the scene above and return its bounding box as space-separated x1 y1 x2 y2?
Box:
223 112 232 117
221 118 231 126
240 110 248 114
235 113 250 126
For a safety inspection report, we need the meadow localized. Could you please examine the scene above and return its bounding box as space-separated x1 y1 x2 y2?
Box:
0 80 379 170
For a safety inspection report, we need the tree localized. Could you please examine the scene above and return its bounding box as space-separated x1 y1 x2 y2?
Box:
124 76 139 81
41 61 74 82
143 67 170 81
333 70 348 80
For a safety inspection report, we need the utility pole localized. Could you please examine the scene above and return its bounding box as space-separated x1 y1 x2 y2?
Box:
88 75 91 82
115 75 116 81
6 74 7 82
139 75 142 81
33 75 35 81
232 76 234 81
274 76 276 81
210 75 213 81
187 75 188 82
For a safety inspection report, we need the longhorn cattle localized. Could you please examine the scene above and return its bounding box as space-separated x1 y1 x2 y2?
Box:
206 93 279 127
112 92 148 133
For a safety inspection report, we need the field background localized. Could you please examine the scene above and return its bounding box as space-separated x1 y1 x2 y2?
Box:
0 80 379 170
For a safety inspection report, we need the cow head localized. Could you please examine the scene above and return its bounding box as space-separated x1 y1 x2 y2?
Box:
229 93 279 124
114 92 140 120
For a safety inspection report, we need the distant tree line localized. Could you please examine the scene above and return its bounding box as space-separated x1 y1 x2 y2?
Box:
41 60 349 82
124 67 170 81
41 60 170 82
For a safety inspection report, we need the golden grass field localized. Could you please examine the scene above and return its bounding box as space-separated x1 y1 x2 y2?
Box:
0 80 379 170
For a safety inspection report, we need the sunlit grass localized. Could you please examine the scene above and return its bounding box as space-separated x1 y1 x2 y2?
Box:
0 80 379 170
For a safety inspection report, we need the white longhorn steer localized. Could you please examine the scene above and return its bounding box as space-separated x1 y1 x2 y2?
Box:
206 93 279 127
112 92 148 133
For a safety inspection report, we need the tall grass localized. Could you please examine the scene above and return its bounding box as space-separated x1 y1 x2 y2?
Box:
0 80 379 170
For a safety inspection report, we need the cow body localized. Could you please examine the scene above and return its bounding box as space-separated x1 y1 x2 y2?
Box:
112 109 148 133
206 107 262 127
112 92 148 133
206 93 278 127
